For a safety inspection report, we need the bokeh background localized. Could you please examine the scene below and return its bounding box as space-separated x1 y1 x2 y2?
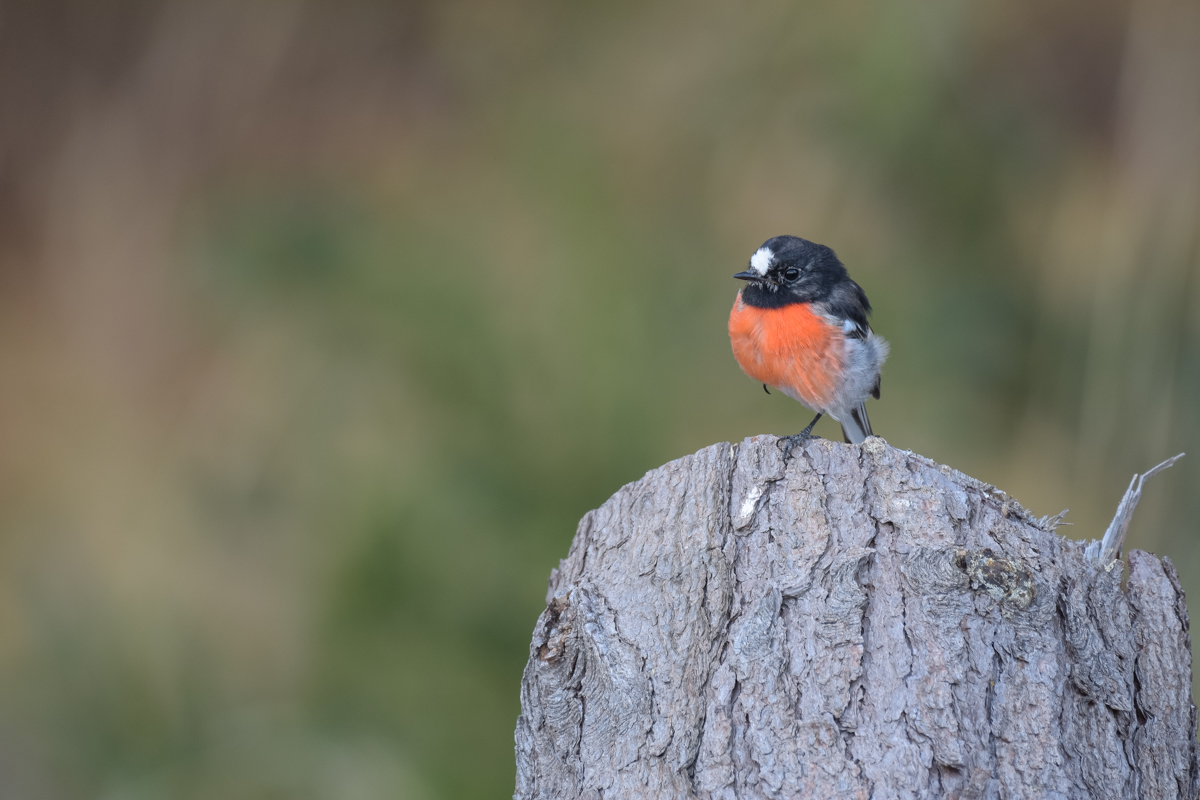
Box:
1 0 1198 797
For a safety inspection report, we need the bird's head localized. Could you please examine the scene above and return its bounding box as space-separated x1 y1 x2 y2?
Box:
733 235 849 306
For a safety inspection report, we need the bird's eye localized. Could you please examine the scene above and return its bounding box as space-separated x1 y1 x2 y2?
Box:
783 267 800 282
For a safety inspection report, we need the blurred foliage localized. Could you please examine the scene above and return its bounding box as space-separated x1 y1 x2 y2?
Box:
0 0 1197 798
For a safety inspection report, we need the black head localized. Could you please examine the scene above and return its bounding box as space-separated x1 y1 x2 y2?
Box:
733 235 864 311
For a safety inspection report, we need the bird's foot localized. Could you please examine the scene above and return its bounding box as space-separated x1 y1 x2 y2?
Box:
778 413 823 460
778 431 816 460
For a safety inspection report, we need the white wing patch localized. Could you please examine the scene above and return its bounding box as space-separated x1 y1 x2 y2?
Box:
842 319 860 334
750 247 773 275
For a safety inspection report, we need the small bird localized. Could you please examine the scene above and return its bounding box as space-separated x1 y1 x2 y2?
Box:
729 235 888 451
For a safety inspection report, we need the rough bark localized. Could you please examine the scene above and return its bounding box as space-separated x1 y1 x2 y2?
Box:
514 436 1199 800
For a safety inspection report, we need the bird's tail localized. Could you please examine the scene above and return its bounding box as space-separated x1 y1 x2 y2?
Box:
840 403 873 445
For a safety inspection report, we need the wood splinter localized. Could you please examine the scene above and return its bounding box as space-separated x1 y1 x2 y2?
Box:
1086 453 1185 569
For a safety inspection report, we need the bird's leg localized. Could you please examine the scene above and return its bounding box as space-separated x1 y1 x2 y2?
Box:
780 413 822 459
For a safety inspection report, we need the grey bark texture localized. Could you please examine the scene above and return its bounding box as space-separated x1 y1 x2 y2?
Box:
514 436 1200 800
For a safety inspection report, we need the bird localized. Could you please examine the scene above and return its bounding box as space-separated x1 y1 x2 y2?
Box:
728 235 888 453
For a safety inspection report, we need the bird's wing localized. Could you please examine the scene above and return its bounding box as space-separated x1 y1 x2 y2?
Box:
823 280 871 340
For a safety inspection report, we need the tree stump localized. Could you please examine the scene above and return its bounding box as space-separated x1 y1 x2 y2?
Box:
514 436 1199 799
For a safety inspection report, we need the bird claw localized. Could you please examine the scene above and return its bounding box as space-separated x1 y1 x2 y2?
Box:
779 431 815 460
779 413 823 460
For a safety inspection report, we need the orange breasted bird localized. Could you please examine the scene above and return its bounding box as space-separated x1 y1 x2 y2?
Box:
729 235 888 450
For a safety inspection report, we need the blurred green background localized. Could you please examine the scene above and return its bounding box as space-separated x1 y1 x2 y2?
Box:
0 0 1197 797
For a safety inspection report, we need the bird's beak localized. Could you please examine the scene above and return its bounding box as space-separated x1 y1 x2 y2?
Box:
732 270 759 281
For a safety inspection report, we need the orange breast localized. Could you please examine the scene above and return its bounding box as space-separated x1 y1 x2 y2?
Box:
728 293 844 410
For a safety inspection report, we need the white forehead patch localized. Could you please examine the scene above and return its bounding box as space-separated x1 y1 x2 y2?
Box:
750 247 774 275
